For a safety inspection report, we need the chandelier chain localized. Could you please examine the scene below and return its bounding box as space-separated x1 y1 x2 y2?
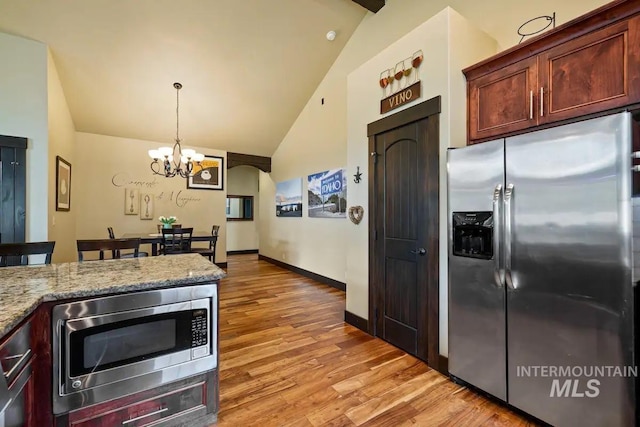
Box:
176 84 180 143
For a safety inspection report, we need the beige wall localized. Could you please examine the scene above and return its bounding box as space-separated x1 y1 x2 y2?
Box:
0 32 49 243
227 166 259 251
47 49 77 262
74 132 227 263
346 8 496 357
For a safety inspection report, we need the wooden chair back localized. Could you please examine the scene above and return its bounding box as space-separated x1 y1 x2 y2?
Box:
0 241 56 267
77 238 141 262
160 227 193 255
191 225 220 263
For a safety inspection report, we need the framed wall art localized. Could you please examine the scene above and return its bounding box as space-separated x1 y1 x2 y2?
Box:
140 193 154 220
124 188 140 215
55 156 71 211
187 155 224 191
275 178 302 217
308 168 347 218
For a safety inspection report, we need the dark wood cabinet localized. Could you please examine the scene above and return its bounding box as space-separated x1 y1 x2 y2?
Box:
539 18 640 124
59 371 217 427
0 319 35 427
465 2 640 144
4 359 35 427
468 57 538 140
0 136 27 244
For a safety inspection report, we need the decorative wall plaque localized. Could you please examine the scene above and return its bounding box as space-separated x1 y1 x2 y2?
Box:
380 81 421 114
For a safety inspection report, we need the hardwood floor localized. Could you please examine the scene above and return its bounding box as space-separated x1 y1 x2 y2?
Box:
213 254 536 426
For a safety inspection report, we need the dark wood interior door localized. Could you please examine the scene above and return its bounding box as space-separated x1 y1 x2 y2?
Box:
369 98 440 364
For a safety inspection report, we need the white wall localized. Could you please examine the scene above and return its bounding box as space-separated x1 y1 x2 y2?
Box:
227 165 259 251
259 2 498 359
0 32 49 243
47 49 77 262
74 132 227 263
346 8 496 357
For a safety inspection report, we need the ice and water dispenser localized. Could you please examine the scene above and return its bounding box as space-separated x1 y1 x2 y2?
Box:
451 212 494 259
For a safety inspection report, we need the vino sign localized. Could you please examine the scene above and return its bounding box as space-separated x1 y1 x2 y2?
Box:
380 81 421 114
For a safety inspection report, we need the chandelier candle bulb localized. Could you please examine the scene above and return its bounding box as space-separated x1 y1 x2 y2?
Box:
181 149 196 159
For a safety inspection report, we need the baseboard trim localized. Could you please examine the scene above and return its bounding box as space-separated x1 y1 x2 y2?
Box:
344 310 369 333
216 262 228 268
227 249 259 255
437 355 448 375
258 254 346 291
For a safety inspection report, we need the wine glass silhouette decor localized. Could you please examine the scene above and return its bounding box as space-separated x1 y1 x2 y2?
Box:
411 50 424 83
379 69 390 97
403 57 413 84
394 60 405 90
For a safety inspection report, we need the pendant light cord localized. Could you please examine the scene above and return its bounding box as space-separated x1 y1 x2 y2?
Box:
175 84 180 143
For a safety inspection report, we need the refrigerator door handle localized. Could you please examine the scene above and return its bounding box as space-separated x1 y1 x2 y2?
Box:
492 184 504 287
504 183 514 289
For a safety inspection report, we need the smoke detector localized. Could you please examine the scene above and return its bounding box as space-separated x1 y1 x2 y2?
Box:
326 30 336 41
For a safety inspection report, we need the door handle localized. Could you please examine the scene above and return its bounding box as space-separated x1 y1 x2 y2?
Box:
492 184 504 288
540 87 544 117
529 90 533 119
504 183 514 289
411 248 426 256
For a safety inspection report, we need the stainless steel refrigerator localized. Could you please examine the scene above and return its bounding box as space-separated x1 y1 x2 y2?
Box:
447 113 636 427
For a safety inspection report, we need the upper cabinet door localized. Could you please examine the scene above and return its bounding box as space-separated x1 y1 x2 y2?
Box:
539 18 640 124
468 57 538 142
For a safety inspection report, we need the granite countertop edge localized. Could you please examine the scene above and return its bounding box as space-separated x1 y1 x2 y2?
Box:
0 255 225 339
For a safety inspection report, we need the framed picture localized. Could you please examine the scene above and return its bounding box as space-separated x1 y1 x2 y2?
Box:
55 156 71 211
124 188 140 215
187 155 224 191
140 193 154 220
275 178 302 217
308 168 347 218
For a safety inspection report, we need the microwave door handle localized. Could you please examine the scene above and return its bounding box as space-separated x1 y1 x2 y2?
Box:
504 183 514 289
492 184 504 287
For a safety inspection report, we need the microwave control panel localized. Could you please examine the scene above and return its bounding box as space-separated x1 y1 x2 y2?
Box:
191 309 208 347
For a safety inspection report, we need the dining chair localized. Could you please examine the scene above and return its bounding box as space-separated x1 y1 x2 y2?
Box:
191 225 220 263
107 227 148 258
77 238 142 262
0 241 56 267
160 227 193 255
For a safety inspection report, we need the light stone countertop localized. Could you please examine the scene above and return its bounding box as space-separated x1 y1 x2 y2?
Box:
0 254 225 338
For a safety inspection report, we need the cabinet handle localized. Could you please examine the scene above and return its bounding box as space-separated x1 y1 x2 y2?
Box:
122 407 168 425
540 87 544 117
529 90 533 119
3 349 31 380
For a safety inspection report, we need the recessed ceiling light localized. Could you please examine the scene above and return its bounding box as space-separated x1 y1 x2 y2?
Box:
326 30 337 41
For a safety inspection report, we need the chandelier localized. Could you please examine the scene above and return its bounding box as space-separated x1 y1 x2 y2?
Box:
148 82 204 178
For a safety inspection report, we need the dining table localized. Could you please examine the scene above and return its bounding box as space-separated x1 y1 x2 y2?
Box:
122 231 215 256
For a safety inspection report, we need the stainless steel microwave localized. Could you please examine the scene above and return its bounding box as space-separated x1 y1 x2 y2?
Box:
52 284 217 414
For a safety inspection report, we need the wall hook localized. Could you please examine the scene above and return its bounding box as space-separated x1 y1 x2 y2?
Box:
353 166 362 184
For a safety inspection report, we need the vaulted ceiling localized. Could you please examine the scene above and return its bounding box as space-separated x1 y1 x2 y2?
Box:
0 0 610 156
0 0 366 156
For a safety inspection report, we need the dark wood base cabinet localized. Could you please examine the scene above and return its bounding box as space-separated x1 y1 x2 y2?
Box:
465 0 640 144
0 318 35 427
55 371 218 427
